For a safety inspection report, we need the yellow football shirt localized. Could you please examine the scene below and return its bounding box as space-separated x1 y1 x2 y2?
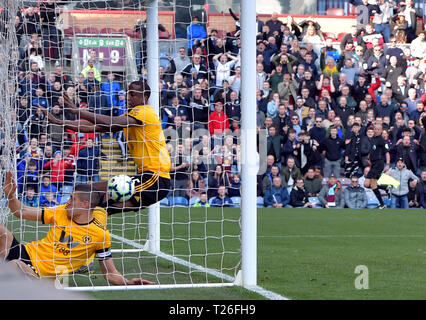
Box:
123 105 171 179
24 204 111 277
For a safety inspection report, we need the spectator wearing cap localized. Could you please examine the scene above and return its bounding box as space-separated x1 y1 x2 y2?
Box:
387 158 419 208
318 174 345 209
114 90 127 117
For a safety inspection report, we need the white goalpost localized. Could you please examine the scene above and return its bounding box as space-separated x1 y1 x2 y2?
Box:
0 0 273 296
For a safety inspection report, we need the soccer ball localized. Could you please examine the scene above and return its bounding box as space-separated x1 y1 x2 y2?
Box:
107 175 135 202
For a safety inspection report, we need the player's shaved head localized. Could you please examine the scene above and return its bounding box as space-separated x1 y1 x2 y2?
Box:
129 80 151 99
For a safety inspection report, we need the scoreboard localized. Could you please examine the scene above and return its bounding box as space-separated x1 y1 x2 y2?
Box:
76 37 126 67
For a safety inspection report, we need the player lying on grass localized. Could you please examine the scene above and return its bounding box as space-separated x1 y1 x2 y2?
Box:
40 80 171 215
0 172 154 285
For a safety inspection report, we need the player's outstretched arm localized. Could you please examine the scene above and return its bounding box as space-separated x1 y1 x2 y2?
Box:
63 94 139 132
4 172 42 221
39 106 109 133
99 257 155 286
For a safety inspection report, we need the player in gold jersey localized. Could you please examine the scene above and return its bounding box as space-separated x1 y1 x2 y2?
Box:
0 172 154 285
41 80 171 214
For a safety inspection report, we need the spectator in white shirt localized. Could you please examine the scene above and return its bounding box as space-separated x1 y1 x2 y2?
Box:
212 52 239 88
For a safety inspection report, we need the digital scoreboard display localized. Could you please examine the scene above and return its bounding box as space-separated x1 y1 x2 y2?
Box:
77 37 126 67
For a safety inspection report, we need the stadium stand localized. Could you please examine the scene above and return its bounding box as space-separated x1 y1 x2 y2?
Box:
5 1 426 211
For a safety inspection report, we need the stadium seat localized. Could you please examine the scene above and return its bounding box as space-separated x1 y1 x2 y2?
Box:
340 178 351 187
231 196 241 207
159 30 170 39
170 196 189 207
326 8 345 16
81 27 99 34
100 27 117 34
160 197 169 207
216 29 227 40
323 32 337 40
337 32 346 42
349 5 357 15
124 29 137 38
64 27 80 37
257 197 265 208
189 197 200 206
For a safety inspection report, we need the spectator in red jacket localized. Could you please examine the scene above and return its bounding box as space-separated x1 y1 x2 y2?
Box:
43 150 74 191
208 102 230 137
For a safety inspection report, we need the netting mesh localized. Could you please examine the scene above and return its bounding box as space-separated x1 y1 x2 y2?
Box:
0 0 20 225
0 0 242 288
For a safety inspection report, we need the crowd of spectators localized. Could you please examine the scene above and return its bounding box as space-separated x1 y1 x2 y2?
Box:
4 2 426 209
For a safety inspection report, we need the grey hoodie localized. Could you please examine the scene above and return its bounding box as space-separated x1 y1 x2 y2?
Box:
389 166 419 196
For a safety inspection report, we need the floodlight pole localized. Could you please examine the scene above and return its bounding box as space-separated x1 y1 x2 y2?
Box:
146 0 161 253
240 0 257 287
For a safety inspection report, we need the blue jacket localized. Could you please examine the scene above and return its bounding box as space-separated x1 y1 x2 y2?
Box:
39 183 59 205
77 146 101 176
344 185 367 209
31 96 49 109
264 186 290 207
186 23 207 49
211 196 233 207
101 81 122 108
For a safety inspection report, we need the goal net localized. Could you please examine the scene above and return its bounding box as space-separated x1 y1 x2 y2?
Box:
1 0 256 291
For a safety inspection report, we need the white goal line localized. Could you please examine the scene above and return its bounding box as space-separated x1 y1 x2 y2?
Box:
63 232 289 300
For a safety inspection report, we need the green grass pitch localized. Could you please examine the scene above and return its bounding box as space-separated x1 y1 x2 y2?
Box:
8 207 426 300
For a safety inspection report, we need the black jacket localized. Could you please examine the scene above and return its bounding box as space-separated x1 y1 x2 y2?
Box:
290 187 309 207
